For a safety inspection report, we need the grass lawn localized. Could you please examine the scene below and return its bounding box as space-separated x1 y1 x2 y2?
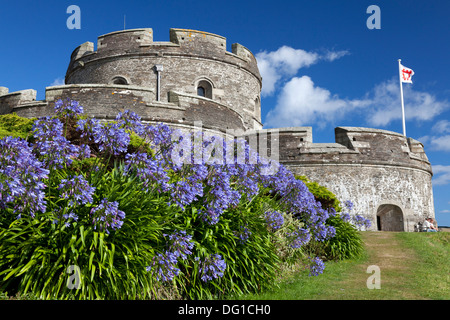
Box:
235 231 449 300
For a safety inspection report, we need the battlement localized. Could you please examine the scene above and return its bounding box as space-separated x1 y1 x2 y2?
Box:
68 28 257 64
0 87 40 114
243 126 432 174
97 28 154 52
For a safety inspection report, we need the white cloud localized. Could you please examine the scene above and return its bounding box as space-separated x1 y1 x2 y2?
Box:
256 46 348 97
417 127 450 152
322 50 350 62
433 165 450 185
264 76 369 128
260 46 448 130
432 120 450 134
428 135 450 152
440 209 450 213
50 77 65 86
364 78 448 126
264 75 449 129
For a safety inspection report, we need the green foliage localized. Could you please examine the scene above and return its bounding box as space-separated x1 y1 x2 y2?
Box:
174 199 281 299
0 162 167 299
0 113 34 139
296 175 340 212
306 215 364 261
0 106 358 300
296 175 364 261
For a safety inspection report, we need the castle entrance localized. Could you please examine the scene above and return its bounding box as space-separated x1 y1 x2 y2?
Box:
376 204 404 231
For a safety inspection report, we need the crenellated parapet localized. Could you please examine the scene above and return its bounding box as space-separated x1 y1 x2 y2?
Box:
63 28 262 130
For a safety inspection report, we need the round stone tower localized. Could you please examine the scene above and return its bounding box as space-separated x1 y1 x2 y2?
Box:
62 28 262 133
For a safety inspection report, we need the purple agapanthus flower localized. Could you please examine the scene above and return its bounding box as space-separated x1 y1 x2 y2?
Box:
58 174 95 206
0 136 49 218
264 210 284 231
54 98 84 117
146 252 180 282
164 230 195 260
309 257 325 276
198 254 227 282
32 117 81 169
90 198 125 233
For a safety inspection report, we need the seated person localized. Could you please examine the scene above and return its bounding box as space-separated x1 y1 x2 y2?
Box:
422 217 438 232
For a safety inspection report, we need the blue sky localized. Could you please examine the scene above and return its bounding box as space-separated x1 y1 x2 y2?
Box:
1 0 449 226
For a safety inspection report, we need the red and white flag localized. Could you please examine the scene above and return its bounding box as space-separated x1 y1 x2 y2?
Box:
399 63 414 83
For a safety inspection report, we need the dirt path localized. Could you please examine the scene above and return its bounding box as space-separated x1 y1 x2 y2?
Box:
323 231 423 299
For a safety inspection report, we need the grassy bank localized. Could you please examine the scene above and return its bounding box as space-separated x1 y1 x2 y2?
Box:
1 231 448 300
236 231 449 300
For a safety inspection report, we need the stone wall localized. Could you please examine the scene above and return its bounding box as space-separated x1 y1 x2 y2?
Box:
5 84 246 133
242 126 435 231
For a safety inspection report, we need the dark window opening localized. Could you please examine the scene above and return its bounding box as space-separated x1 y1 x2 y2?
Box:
196 80 213 99
197 86 206 97
112 77 128 85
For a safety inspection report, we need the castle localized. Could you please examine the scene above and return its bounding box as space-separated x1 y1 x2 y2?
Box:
0 28 435 232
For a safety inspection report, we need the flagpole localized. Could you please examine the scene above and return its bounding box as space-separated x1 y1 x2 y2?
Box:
398 59 406 137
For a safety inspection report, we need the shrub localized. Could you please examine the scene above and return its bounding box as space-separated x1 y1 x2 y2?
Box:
0 113 35 139
0 99 354 299
296 175 340 212
296 176 367 261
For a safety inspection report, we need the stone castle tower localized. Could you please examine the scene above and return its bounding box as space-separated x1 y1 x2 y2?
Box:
0 28 435 231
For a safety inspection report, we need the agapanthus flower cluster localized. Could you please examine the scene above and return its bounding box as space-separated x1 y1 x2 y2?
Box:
264 210 284 231
90 198 125 234
116 110 145 137
286 226 311 249
146 230 195 282
305 207 337 241
0 136 49 218
146 122 174 148
54 98 84 117
164 230 195 260
61 210 78 227
200 165 241 224
309 256 325 277
77 118 130 155
198 254 227 282
58 175 95 207
353 214 372 230
32 117 82 169
340 200 371 230
124 152 171 193
258 165 336 243
146 252 180 282
234 224 252 244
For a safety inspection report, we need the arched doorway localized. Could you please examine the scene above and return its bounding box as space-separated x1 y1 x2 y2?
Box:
376 204 404 231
